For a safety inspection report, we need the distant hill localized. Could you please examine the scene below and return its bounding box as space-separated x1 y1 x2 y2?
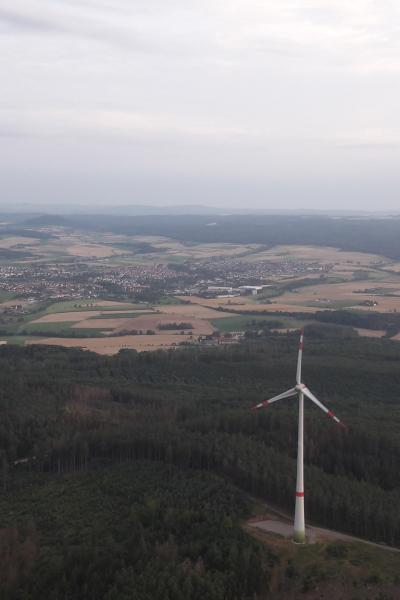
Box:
23 214 72 227
10 212 400 260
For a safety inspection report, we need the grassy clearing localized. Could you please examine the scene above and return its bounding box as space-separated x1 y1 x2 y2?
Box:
87 312 154 320
211 315 313 332
44 300 147 314
19 322 110 337
22 321 76 333
247 497 400 592
154 296 186 306
286 540 400 593
0 336 31 346
0 291 16 303
246 520 400 597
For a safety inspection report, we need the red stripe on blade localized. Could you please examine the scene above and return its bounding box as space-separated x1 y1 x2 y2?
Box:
328 410 334 418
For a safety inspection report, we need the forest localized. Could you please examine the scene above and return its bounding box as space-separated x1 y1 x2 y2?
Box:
14 213 400 259
1 330 400 598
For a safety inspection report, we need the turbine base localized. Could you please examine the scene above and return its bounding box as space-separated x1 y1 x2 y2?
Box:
293 530 306 544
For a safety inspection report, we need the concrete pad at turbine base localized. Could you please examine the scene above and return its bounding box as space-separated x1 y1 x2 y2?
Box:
248 519 400 552
249 519 344 544
249 519 302 540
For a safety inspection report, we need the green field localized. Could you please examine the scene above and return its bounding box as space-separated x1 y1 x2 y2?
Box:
44 299 148 314
88 312 153 320
22 321 76 333
19 321 109 337
0 335 31 346
211 314 314 333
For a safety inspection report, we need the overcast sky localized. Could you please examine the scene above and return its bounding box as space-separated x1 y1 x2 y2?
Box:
1 0 400 211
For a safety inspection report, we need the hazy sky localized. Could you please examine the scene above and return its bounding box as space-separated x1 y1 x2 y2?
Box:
1 0 400 210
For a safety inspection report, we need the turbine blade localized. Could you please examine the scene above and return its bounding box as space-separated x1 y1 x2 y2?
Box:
296 329 304 384
251 387 297 411
302 386 347 429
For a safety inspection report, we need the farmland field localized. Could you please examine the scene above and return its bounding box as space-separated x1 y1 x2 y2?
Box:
2 223 400 354
26 333 194 354
178 296 330 314
16 299 222 353
33 310 151 323
211 314 314 332
273 279 400 311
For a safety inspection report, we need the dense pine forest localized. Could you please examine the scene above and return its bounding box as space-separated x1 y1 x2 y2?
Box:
1 330 400 598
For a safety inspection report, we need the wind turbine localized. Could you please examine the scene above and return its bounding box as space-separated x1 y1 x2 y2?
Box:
251 330 346 544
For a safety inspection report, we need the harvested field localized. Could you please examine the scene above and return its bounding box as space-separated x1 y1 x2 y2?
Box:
29 303 220 351
0 299 29 310
178 296 326 314
131 236 262 259
34 311 104 323
67 244 124 258
227 303 327 313
73 315 214 335
250 244 389 267
72 318 134 330
0 236 40 248
269 280 400 312
176 296 249 309
26 334 193 355
349 297 400 312
34 309 151 323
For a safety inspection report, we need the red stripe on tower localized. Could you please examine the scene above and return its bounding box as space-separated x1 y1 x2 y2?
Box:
296 492 305 497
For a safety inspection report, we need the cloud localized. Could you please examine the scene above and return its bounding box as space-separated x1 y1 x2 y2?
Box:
0 8 64 33
2 1 400 209
2 1 400 70
332 129 400 149
0 109 255 142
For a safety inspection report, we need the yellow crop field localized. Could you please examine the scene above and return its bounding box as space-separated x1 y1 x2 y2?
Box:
26 334 193 354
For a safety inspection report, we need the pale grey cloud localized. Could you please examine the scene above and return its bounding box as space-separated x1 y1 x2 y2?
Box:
0 8 63 33
1 0 400 210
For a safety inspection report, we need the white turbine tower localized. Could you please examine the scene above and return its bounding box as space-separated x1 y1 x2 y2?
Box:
251 330 346 543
